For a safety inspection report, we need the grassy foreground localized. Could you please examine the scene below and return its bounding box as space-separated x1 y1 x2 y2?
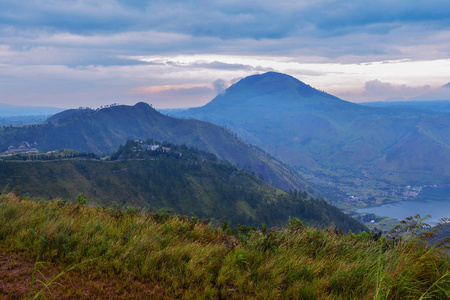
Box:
0 193 449 299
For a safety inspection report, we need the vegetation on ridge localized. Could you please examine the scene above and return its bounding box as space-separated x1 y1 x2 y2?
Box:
0 102 311 192
0 193 448 299
0 139 366 231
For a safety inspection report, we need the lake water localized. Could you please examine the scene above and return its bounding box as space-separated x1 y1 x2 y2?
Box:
357 187 450 226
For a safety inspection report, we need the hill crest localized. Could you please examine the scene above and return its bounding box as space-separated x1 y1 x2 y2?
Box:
0 102 311 192
202 72 355 110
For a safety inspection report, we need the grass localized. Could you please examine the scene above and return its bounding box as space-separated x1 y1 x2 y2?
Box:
0 192 449 299
28 256 95 300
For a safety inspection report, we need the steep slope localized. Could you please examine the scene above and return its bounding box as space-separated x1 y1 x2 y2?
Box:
0 102 309 192
173 72 450 188
0 141 366 232
1 195 447 299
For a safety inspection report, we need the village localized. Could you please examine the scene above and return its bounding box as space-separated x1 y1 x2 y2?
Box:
0 142 39 157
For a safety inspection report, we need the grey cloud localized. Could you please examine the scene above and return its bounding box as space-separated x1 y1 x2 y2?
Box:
213 79 228 94
365 80 431 95
146 87 216 109
160 87 214 96
411 86 450 101
307 1 450 36
253 66 274 72
364 80 433 101
1 1 449 63
230 77 242 85
1 0 449 109
285 69 326 77
3 0 449 40
338 79 450 103
183 61 273 72
191 61 253 71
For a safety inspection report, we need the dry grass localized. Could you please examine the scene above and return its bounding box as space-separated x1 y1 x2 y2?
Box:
0 193 448 299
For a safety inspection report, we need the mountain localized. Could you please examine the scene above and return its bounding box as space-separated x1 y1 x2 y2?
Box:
0 140 366 232
171 72 450 202
0 103 63 117
0 115 50 126
0 102 310 193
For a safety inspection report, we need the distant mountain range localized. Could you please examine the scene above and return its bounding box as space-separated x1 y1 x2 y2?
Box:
361 100 450 114
0 102 310 193
0 115 50 126
0 103 63 117
171 72 450 192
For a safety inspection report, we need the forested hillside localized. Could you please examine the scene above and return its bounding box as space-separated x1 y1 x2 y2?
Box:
0 140 365 231
0 102 310 193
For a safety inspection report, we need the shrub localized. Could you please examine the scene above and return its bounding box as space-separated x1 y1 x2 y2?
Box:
75 193 88 206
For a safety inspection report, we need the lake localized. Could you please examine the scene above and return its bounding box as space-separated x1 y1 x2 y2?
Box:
357 187 450 226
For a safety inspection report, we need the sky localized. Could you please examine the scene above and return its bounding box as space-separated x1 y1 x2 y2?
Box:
1 0 450 109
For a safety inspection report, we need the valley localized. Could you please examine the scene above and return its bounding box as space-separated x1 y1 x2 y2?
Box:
302 166 425 208
2 73 449 228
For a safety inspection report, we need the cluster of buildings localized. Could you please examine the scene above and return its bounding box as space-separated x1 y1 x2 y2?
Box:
133 144 172 153
0 143 39 157
140 144 160 151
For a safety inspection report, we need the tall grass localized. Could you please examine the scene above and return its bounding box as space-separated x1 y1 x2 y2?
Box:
0 193 448 299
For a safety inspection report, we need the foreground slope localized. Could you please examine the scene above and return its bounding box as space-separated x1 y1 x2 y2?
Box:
0 140 365 231
0 102 309 192
0 194 448 299
174 72 450 187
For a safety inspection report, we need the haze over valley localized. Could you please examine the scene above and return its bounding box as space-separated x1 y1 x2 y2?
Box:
169 72 450 221
2 72 450 227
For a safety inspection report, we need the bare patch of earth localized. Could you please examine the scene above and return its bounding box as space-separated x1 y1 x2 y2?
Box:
0 250 164 299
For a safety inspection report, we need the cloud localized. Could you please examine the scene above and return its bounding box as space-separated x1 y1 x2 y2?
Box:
1 1 450 108
411 86 450 101
335 79 450 102
2 1 450 64
213 79 228 94
2 1 449 40
191 61 253 71
131 84 211 94
364 80 432 99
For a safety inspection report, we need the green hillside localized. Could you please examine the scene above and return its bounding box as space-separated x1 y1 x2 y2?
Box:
0 102 309 193
0 140 365 231
0 194 448 299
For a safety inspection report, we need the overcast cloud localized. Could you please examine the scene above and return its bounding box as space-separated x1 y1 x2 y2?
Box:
0 0 449 108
